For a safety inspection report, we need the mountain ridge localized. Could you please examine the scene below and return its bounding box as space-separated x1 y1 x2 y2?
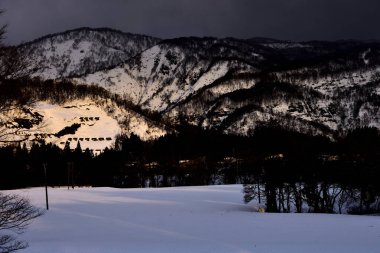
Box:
1 28 379 148
17 27 162 48
18 27 161 79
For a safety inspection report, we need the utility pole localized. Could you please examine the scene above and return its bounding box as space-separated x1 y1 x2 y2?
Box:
67 162 70 190
43 163 49 210
235 159 240 184
67 162 74 189
71 162 74 189
257 166 263 204
257 177 261 204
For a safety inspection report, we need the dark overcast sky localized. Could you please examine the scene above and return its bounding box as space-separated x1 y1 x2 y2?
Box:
1 0 379 45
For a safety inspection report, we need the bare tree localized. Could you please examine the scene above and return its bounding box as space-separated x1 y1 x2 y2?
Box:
0 13 43 253
0 11 5 46
0 46 32 81
0 10 31 82
0 10 37 144
0 193 43 253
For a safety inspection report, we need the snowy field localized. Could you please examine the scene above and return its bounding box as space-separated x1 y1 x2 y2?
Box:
5 185 380 253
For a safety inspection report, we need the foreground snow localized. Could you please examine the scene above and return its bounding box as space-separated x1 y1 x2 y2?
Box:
5 185 380 253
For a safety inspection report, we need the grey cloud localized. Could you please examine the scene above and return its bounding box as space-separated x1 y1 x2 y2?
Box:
1 0 379 45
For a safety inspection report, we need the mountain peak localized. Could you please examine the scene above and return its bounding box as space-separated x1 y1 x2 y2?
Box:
19 27 161 79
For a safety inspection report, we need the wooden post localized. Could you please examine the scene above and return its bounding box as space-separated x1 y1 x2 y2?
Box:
71 162 74 189
67 162 70 190
67 162 75 189
43 163 49 210
258 178 261 204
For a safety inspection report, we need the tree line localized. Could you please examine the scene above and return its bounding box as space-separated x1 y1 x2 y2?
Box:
1 125 379 213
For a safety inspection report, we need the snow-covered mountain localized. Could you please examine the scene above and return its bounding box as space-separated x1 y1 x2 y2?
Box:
12 29 380 139
73 37 380 137
19 27 160 79
75 38 261 112
1 29 164 150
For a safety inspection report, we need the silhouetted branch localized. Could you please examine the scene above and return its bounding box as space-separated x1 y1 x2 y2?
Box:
0 193 43 253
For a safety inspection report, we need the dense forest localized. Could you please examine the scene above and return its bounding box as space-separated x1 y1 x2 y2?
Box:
1 124 379 214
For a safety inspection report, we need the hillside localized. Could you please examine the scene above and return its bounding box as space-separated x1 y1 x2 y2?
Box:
19 27 160 79
4 29 380 144
0 79 166 150
74 37 380 137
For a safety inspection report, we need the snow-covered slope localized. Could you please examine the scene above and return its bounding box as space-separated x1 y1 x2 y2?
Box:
5 185 380 253
19 27 160 79
18 30 380 137
73 38 380 137
0 98 165 153
75 38 261 112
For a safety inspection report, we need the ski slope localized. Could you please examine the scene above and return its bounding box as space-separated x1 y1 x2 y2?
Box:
5 185 380 253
